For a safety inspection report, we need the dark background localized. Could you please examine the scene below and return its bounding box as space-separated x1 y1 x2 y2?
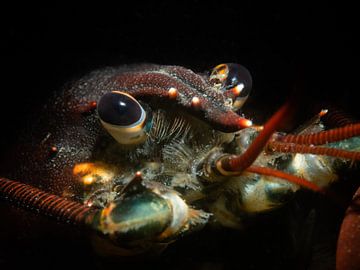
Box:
1 1 358 269
2 2 358 144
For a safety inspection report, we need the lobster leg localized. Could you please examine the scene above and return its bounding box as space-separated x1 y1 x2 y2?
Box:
336 186 360 270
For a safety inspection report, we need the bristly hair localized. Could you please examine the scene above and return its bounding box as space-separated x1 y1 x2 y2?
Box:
163 139 194 171
128 110 192 162
149 110 191 143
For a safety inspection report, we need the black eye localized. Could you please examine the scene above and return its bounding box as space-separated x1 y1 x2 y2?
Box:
98 91 143 126
210 63 253 110
224 63 252 97
97 91 150 145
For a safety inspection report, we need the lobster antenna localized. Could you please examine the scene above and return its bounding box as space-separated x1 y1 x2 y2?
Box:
245 166 324 193
280 123 360 145
245 166 348 207
216 99 297 174
268 141 360 160
0 177 99 227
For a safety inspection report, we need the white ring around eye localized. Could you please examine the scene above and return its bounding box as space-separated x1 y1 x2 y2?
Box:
100 99 148 145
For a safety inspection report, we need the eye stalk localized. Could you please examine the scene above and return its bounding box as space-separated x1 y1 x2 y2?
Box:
97 91 151 145
210 63 253 110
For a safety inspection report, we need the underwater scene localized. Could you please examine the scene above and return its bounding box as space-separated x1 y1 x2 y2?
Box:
1 2 358 270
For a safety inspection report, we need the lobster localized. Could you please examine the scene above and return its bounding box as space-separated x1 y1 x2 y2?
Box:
0 63 359 269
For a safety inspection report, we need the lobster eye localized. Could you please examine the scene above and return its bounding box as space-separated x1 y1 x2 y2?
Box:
97 91 150 145
210 63 252 110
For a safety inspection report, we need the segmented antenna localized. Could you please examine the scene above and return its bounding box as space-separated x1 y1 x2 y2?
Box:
218 100 296 172
246 166 324 193
0 177 99 226
268 141 360 160
280 123 360 145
